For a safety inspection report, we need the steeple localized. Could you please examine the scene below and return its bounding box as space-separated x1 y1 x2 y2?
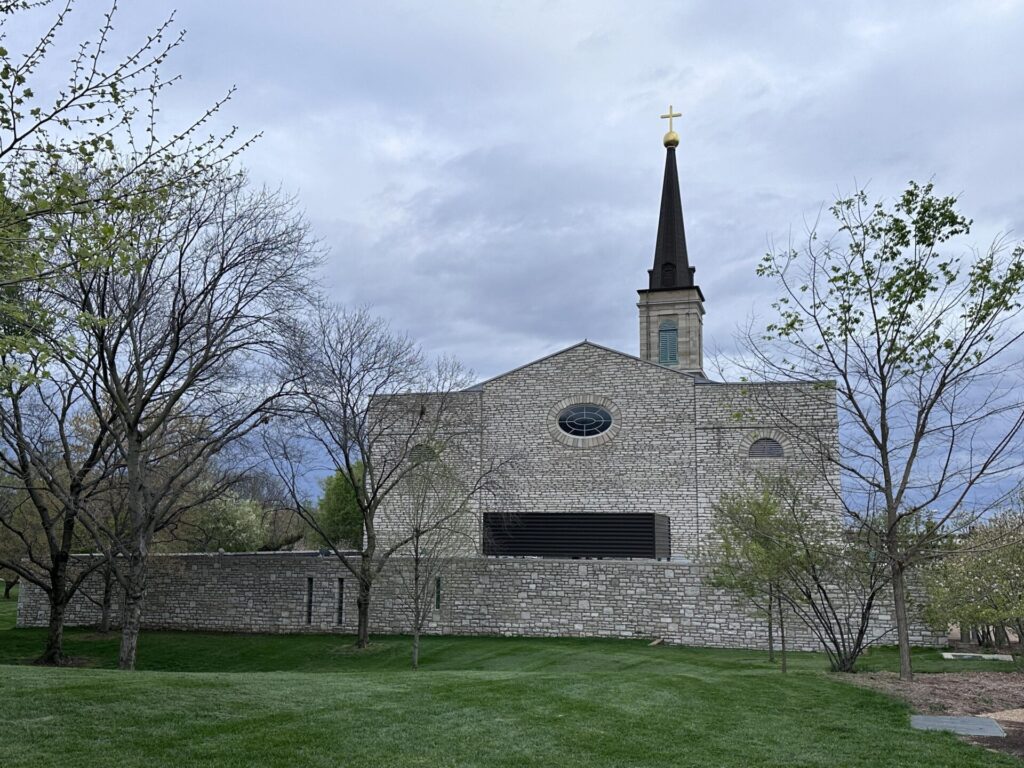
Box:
637 106 706 377
648 139 696 291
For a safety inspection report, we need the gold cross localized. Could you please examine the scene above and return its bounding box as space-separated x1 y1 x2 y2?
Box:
660 105 681 132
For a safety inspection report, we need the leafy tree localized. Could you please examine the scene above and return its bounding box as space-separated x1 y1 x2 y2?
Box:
923 510 1024 645
710 484 789 669
0 1 246 382
711 474 892 673
316 466 365 550
158 475 307 554
736 181 1024 680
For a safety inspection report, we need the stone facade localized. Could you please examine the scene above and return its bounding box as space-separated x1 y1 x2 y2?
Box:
435 342 839 562
16 552 946 651
14 345 942 653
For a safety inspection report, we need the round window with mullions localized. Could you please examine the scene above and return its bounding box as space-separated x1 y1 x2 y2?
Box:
556 403 614 438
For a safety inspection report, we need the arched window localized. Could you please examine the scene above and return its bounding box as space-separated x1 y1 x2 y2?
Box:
661 262 676 287
748 438 784 458
658 319 678 365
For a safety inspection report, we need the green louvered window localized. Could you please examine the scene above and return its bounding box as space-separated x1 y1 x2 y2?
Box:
659 320 678 364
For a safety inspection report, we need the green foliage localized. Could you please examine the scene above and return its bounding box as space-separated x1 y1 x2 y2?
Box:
711 483 795 597
923 510 1024 637
710 475 889 672
758 180 1024 378
316 465 364 550
0 2 245 383
160 493 267 553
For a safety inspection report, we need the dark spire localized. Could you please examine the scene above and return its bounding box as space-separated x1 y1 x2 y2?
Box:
648 144 695 291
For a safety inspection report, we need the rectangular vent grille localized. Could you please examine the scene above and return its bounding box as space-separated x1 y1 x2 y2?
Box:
483 512 671 560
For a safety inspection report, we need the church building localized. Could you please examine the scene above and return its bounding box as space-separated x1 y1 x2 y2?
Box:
17 115 945 651
393 109 839 566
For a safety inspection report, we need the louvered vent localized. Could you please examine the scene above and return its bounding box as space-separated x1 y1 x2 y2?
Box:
483 512 671 560
748 438 784 458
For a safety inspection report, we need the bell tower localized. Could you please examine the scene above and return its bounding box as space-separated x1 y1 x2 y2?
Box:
637 106 705 377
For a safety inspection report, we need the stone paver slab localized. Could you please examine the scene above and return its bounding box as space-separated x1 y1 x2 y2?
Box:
941 652 1014 661
911 715 1006 737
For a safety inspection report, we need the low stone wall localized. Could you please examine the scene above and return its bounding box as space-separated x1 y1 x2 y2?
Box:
16 552 946 652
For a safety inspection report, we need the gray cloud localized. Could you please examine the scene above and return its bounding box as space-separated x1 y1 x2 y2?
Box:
56 0 1024 379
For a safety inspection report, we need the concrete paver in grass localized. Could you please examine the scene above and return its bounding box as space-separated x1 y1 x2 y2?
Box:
941 652 1015 662
911 715 1006 737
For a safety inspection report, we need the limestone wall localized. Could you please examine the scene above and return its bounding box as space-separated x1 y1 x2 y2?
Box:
694 380 841 558
17 552 946 652
474 343 702 558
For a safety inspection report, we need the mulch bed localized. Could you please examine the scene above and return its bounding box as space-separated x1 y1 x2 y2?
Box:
848 672 1024 760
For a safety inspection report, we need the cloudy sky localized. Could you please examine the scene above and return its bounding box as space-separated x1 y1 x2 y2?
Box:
56 1 1024 380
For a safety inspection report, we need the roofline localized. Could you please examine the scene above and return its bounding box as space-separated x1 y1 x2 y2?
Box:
464 340 700 391
637 284 705 302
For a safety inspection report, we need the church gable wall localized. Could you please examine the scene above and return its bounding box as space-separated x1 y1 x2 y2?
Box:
477 344 701 558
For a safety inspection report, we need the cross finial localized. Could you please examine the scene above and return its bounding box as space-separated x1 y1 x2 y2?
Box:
660 105 681 133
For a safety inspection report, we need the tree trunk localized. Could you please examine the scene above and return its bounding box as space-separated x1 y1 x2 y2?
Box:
994 625 1009 648
979 625 993 647
117 554 148 670
777 591 787 674
36 554 71 665
36 598 67 666
98 564 114 634
412 629 420 670
356 576 371 649
119 437 149 670
2 577 18 599
766 585 775 663
118 596 143 670
889 561 913 681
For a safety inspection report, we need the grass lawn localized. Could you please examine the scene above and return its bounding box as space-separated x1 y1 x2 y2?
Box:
2 597 1020 767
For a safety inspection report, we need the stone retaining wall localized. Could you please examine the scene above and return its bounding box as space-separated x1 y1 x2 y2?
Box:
17 552 945 652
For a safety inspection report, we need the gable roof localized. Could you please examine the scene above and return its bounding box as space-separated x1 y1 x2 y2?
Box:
463 340 700 391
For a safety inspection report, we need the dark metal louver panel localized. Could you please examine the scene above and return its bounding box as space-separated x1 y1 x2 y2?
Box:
483 512 671 560
748 438 784 458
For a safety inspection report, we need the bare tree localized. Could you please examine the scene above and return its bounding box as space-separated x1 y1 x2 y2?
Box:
268 304 508 649
733 181 1024 680
58 167 316 670
391 440 507 669
0 339 115 663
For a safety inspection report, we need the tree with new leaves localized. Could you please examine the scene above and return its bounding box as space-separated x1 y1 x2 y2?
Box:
316 465 364 551
709 484 788 670
923 509 1024 645
0 1 247 380
735 181 1024 680
712 474 892 673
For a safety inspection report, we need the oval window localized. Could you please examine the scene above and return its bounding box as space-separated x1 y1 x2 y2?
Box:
557 404 613 438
